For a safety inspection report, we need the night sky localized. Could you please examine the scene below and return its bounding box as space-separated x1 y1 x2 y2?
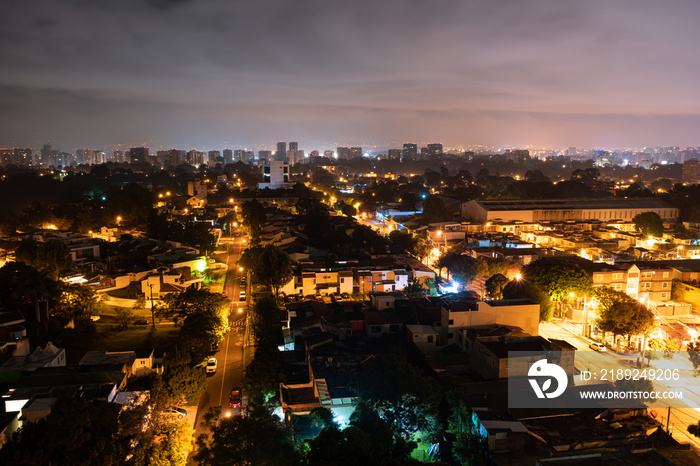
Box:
2 0 700 152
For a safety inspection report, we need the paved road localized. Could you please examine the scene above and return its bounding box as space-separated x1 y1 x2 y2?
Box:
191 234 249 448
540 320 700 452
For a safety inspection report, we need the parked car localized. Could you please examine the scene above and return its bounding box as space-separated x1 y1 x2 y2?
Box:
341 292 351 299
239 290 246 301
229 387 242 408
589 342 606 352
133 319 149 325
221 290 228 298
240 276 247 284
206 357 218 374
165 407 187 417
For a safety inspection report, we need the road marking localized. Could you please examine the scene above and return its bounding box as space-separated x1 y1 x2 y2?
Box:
218 330 230 407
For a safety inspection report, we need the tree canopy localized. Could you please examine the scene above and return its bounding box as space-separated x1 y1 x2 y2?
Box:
522 258 592 302
594 287 654 342
0 396 124 466
485 273 509 299
502 278 554 322
354 353 441 439
633 211 664 237
240 244 293 297
158 288 229 359
421 196 453 225
195 406 300 466
15 238 73 279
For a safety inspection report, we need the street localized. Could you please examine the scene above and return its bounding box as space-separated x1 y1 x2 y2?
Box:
540 320 700 452
191 234 249 447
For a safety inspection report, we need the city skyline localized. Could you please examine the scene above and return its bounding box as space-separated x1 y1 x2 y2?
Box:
4 1 700 150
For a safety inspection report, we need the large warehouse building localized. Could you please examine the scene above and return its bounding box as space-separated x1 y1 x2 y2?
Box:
460 198 679 223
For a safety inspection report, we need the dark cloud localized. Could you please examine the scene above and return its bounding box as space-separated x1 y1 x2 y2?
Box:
2 0 700 151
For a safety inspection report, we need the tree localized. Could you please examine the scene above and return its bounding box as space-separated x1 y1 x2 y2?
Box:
502 279 554 322
221 211 238 236
240 199 266 237
159 289 229 359
355 353 441 439
485 274 509 299
647 338 679 360
15 239 73 279
687 338 700 375
0 261 57 342
595 288 654 347
0 395 124 465
258 245 293 297
53 284 99 322
437 253 479 287
522 258 592 314
195 408 300 466
244 346 285 396
633 211 664 237
238 245 263 281
413 235 429 262
421 196 453 225
250 294 285 350
304 403 415 466
115 307 134 330
388 230 414 254
403 277 426 299
160 348 207 405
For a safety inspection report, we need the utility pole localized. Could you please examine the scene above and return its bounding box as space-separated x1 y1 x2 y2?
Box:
148 282 156 328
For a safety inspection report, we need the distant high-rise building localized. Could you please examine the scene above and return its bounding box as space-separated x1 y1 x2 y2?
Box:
388 149 401 160
75 149 90 165
276 142 287 161
505 149 530 164
337 147 350 159
128 147 149 164
350 147 362 158
420 147 430 160
41 144 52 163
0 149 13 165
566 147 577 157
309 150 319 158
323 150 334 158
208 150 221 165
260 161 291 189
157 149 186 166
234 150 246 162
187 150 206 166
289 141 298 152
684 159 700 182
258 150 272 162
402 143 417 161
93 150 106 164
223 149 233 164
113 150 125 163
15 148 33 166
428 143 443 157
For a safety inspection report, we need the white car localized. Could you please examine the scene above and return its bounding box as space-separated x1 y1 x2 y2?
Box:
589 342 606 352
165 407 187 417
239 290 246 301
206 357 218 374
